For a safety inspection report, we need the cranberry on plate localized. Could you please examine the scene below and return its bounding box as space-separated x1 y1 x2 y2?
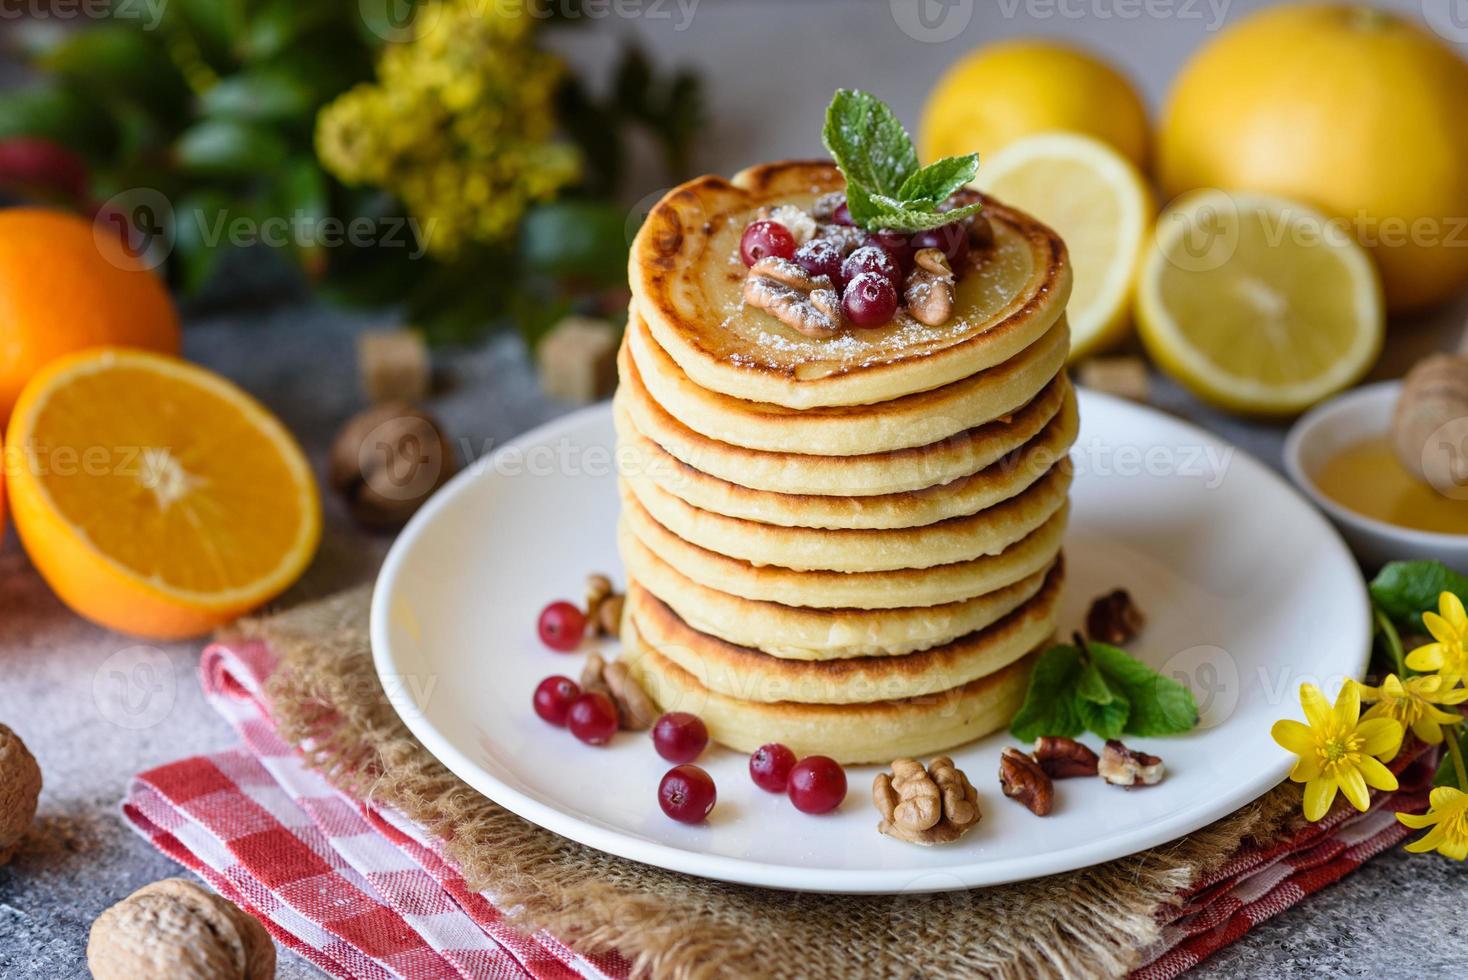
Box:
748 743 797 792
842 271 898 327
864 229 914 273
537 601 585 652
793 238 846 288
652 712 709 763
788 756 847 814
911 221 970 267
567 691 619 745
740 220 797 266
659 764 717 823
840 244 900 289
532 676 580 726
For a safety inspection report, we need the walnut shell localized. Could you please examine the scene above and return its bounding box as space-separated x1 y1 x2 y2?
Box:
88 878 275 980
0 723 42 866
328 402 458 530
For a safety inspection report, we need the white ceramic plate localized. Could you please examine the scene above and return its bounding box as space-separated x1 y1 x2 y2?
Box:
371 390 1370 894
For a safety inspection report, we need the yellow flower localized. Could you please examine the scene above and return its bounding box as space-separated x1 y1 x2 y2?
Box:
1398 786 1468 861
1358 674 1468 744
1271 682 1404 822
1405 591 1468 684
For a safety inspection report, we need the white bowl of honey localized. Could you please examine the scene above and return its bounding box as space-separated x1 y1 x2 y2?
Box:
1285 380 1468 572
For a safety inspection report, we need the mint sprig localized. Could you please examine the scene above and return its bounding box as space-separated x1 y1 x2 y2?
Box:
821 89 983 234
1010 635 1200 742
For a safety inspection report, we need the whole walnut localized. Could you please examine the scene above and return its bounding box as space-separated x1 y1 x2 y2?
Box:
88 878 275 980
328 402 458 530
0 723 41 866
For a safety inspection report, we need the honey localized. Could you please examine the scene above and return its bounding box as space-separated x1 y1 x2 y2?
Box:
1314 435 1468 535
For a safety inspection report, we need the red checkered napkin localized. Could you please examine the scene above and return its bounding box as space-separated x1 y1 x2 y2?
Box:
123 639 1436 979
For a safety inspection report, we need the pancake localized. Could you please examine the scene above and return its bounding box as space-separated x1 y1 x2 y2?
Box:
620 519 1055 658
622 619 1040 764
629 160 1072 409
625 559 1060 703
615 387 1078 529
620 491 1068 609
619 457 1073 572
616 360 1074 496
625 309 1071 456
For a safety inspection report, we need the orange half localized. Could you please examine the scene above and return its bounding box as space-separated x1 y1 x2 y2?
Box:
5 348 320 638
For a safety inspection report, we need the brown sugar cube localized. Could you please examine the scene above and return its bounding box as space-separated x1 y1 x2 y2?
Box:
538 317 620 403
357 328 430 404
1076 355 1150 403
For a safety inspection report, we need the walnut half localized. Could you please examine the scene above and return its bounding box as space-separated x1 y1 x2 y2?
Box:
999 747 1054 816
873 756 981 845
88 879 275 980
1099 740 1165 787
581 652 655 731
904 248 956 326
742 257 843 338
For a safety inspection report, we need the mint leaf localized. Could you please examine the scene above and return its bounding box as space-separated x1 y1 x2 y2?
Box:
1370 560 1468 630
897 154 979 207
1075 663 1130 738
821 89 917 198
1009 645 1085 742
1088 641 1200 736
860 198 985 234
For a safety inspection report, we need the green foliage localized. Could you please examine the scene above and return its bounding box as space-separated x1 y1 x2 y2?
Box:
1370 561 1468 631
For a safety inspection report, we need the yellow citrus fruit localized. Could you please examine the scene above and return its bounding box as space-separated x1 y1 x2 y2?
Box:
1158 4 1468 314
0 208 180 423
978 133 1153 362
1136 190 1383 416
6 349 321 639
920 40 1150 171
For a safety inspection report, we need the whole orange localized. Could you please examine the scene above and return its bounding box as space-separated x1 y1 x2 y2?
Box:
1159 5 1468 314
0 208 180 422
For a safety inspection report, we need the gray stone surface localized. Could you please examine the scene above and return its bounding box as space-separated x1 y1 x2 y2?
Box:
3 2 1468 976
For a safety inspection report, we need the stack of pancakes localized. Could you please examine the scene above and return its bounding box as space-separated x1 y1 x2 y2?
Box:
615 162 1076 764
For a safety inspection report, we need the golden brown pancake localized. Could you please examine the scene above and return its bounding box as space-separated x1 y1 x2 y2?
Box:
629 160 1072 409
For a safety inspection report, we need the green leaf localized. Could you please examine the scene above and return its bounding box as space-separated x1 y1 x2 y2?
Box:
174 119 289 176
198 69 314 123
1370 561 1468 630
897 154 979 206
1009 645 1086 741
1435 729 1468 790
821 89 917 199
860 198 985 235
1075 662 1130 739
0 82 120 162
1088 641 1201 737
521 200 628 285
37 25 189 126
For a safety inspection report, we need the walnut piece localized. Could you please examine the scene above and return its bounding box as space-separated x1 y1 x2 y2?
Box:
584 573 623 638
873 756 980 845
742 256 843 338
327 403 457 531
999 747 1054 816
88 878 275 980
581 652 654 730
0 724 41 867
904 248 956 326
1086 589 1146 645
1033 736 1099 779
1099 740 1165 787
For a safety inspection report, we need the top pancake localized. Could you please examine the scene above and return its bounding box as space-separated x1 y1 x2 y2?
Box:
630 160 1073 409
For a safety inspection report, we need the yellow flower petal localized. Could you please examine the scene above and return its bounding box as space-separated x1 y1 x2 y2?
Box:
1398 810 1438 830
1430 786 1467 810
1355 717 1404 760
1423 611 1454 646
1411 718 1445 744
1407 643 1446 671
1333 680 1362 727
1303 778 1337 822
1440 591 1468 632
1356 755 1399 792
1405 825 1447 853
1271 719 1316 756
1337 766 1370 812
1440 837 1468 861
1290 755 1322 782
1300 683 1332 730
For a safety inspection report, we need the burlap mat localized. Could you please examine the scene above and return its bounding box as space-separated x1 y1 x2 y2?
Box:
232 587 1306 980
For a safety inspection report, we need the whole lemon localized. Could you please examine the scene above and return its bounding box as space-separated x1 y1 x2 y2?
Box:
1159 4 1468 314
920 40 1150 171
0 208 180 423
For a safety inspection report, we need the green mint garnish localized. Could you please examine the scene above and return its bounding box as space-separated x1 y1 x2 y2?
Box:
1009 634 1200 742
821 89 983 234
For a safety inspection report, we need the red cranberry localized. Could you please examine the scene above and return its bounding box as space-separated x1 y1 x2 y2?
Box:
652 712 709 763
864 229 914 273
740 220 796 266
658 764 717 823
911 221 971 268
567 691 619 745
537 601 586 652
748 743 797 792
842 271 898 327
532 676 580 726
841 245 900 288
793 238 845 288
788 756 847 814
832 201 853 226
